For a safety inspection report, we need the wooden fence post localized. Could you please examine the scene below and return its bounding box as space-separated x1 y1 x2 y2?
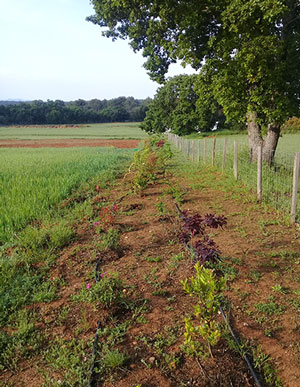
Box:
212 137 216 166
197 140 201 163
222 138 227 172
234 141 238 180
257 145 262 202
204 138 207 163
192 140 195 162
291 152 300 224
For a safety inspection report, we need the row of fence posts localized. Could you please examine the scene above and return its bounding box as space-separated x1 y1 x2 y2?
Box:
167 133 300 224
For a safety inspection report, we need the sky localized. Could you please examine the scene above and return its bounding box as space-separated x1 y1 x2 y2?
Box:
0 0 196 101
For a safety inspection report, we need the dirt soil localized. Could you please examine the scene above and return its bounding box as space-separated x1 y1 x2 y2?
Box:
1 156 300 386
0 139 140 148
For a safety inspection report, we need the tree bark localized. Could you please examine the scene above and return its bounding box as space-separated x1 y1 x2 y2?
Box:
247 111 280 165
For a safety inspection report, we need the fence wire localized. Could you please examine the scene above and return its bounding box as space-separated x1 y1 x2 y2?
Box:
168 134 299 222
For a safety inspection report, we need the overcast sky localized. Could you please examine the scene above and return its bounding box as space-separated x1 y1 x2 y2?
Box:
0 0 196 101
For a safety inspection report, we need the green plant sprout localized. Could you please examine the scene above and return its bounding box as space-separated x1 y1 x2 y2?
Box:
181 262 226 358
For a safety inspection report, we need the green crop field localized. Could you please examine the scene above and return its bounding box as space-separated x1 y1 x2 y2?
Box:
0 147 134 245
0 122 147 140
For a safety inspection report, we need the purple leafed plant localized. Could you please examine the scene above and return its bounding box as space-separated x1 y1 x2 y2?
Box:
178 210 227 265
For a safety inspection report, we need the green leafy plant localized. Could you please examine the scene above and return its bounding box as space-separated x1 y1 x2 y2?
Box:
100 227 121 251
156 200 166 218
75 272 127 309
42 338 90 386
181 262 226 357
127 137 173 194
101 346 128 369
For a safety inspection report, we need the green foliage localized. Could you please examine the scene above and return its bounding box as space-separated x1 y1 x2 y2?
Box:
75 272 126 308
43 338 90 386
181 263 226 357
252 345 282 386
0 310 43 371
0 98 151 125
141 75 201 135
100 227 120 251
101 346 128 369
128 136 172 194
0 147 132 244
164 183 186 205
18 220 74 254
281 117 300 133
141 74 228 135
89 0 300 157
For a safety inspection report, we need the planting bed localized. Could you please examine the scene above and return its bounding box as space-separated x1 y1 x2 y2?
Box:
0 139 140 148
1 142 300 386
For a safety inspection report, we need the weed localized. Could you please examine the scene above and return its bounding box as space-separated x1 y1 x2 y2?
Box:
165 183 186 204
101 228 121 251
156 200 167 218
144 256 162 263
252 345 282 386
42 338 90 385
246 270 262 283
255 296 285 316
32 279 58 303
0 309 43 371
57 306 70 325
74 272 127 309
102 346 128 369
271 284 288 294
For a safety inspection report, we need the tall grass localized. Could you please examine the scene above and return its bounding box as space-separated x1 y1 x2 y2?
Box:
0 122 147 140
170 135 299 221
0 147 133 244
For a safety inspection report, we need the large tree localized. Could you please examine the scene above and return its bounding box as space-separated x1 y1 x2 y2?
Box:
88 0 300 163
141 74 226 135
141 74 200 135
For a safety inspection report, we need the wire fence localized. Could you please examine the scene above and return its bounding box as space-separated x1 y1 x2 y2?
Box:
168 133 300 223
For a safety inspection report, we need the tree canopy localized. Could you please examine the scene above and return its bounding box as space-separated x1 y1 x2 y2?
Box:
88 0 300 162
141 74 226 135
0 97 151 125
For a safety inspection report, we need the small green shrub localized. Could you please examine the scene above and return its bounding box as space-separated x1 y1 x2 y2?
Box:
128 136 173 194
281 116 300 133
181 263 226 357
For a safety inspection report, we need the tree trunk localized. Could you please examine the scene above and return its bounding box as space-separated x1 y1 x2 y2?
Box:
247 111 280 165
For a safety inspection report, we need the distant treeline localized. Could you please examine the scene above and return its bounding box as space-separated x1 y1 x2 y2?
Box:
0 97 151 125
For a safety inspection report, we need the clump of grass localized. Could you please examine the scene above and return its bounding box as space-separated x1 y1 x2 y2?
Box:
102 346 128 369
74 272 127 309
42 338 90 386
101 228 121 251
